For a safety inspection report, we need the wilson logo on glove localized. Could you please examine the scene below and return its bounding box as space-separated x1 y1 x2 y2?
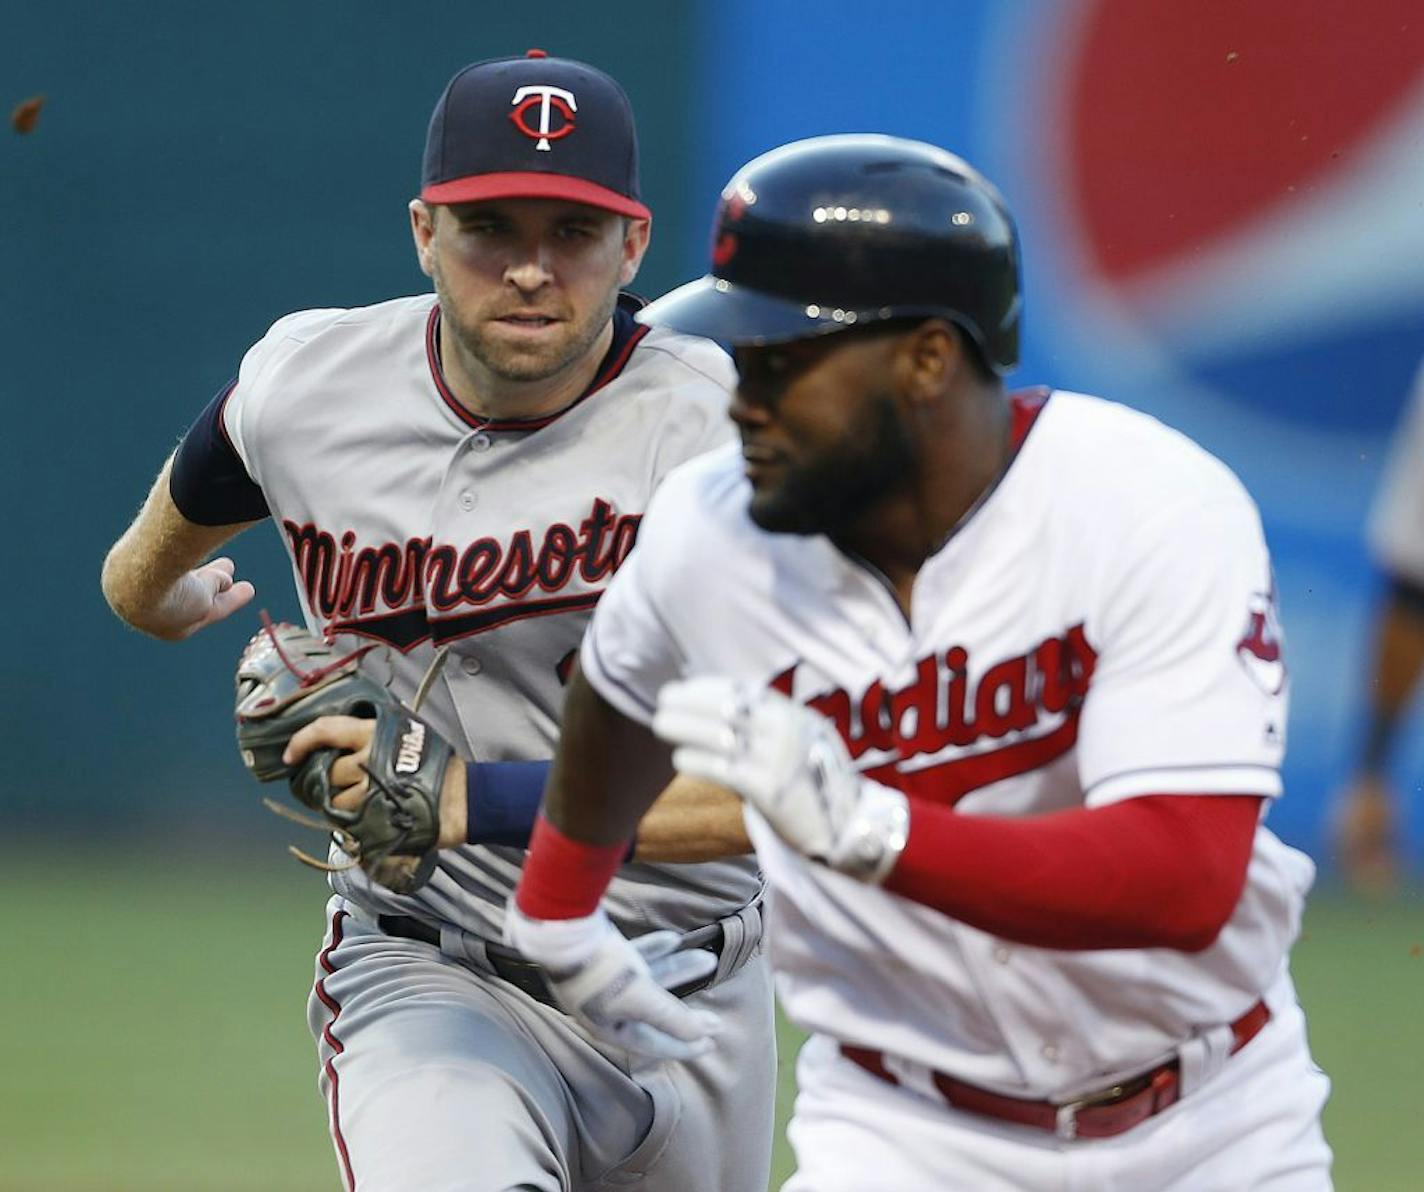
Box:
396 721 427 774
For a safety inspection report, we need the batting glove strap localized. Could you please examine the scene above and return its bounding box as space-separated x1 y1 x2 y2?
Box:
828 780 911 883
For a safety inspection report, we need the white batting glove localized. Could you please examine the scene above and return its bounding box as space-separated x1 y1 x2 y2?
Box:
653 677 911 882
503 904 721 1061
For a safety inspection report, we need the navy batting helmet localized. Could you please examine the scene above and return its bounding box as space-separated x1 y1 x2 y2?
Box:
638 134 1021 374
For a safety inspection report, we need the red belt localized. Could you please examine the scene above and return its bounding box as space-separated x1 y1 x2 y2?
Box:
840 998 1270 1141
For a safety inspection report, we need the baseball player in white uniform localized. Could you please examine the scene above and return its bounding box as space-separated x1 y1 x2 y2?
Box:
498 136 1334 1190
101 52 773 1192
1332 356 1424 890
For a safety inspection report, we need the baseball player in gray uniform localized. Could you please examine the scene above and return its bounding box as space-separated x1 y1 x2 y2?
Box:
101 51 773 1192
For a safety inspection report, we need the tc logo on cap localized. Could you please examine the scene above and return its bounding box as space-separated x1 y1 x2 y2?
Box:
510 85 577 151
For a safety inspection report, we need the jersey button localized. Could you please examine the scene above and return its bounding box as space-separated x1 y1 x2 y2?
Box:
992 945 1011 965
460 655 483 676
1041 1043 1060 1064
458 490 477 511
471 433 492 453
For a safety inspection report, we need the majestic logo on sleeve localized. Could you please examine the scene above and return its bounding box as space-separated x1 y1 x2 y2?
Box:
1236 587 1287 694
772 624 1097 806
509 85 577 151
284 497 640 650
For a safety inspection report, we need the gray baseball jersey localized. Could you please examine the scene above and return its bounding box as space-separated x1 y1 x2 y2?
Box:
217 292 760 936
179 291 775 1191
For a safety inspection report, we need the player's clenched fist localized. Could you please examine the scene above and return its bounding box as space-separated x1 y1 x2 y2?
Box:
653 677 910 882
161 556 256 637
234 621 462 893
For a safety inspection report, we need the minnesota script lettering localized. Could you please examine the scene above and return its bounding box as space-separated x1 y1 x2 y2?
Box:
283 497 641 648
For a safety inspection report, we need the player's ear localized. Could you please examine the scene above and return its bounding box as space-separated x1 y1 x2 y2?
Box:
618 217 651 286
410 200 437 279
896 319 965 405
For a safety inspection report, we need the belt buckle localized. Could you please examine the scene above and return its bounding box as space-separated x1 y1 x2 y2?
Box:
1053 1080 1127 1141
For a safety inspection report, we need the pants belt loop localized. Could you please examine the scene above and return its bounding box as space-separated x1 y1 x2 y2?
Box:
447 925 493 972
708 896 764 985
1176 1019 1236 1097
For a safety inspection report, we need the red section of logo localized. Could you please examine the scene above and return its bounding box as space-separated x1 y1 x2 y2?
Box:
1061 0 1424 282
1237 610 1281 664
1236 589 1287 694
770 624 1097 804
509 94 576 143
712 193 747 267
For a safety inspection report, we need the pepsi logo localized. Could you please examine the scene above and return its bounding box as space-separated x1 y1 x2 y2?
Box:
1041 0 1424 431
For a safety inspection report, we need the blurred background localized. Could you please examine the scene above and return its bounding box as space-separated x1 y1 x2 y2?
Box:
2 1 1421 1187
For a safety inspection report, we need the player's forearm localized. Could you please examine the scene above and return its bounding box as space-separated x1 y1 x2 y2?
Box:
1359 575 1424 771
104 544 212 636
514 664 674 917
102 457 255 637
459 760 749 860
631 776 752 861
542 664 674 844
882 793 1262 951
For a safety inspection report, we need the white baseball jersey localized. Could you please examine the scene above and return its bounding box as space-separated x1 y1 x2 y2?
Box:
1368 358 1424 585
215 292 760 937
581 389 1317 1099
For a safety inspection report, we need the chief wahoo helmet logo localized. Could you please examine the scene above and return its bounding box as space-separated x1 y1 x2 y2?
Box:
509 85 577 151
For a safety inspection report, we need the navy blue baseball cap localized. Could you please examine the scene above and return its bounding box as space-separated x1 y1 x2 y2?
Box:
420 49 650 220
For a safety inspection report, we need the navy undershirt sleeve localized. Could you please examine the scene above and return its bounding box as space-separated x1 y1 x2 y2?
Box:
465 760 553 847
169 380 271 526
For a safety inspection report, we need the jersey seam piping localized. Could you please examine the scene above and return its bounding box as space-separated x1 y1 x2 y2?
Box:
633 339 735 390
1085 762 1281 798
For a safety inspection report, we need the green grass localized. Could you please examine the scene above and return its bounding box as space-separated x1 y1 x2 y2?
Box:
0 856 1418 1190
1291 889 1424 1192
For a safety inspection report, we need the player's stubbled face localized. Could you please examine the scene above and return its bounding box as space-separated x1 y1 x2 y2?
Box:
428 200 636 383
731 331 916 536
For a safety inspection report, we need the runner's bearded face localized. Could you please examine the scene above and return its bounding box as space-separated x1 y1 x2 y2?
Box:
731 335 917 536
428 198 637 383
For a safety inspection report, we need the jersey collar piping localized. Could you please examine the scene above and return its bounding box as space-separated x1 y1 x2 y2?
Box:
425 294 650 432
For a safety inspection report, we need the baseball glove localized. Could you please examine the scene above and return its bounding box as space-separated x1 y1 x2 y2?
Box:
234 619 454 894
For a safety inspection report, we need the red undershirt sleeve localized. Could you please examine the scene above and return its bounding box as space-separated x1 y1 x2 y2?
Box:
881 793 1263 952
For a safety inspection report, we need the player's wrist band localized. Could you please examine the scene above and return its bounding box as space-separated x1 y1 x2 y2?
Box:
514 814 630 919
835 782 911 883
464 761 637 860
465 759 551 847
